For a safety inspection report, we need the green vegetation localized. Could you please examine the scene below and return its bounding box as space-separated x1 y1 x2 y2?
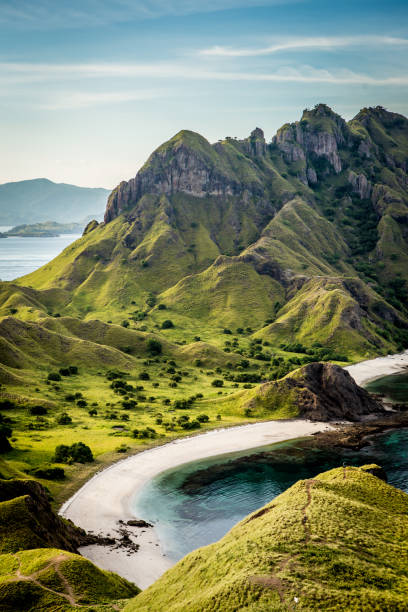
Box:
0 102 407 508
125 465 408 611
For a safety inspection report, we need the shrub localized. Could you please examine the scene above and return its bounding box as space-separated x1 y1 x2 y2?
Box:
116 444 129 453
88 408 98 416
54 441 93 464
29 405 47 416
0 400 15 410
106 370 127 380
57 412 72 425
47 372 61 382
139 372 150 380
76 399 87 408
69 366 78 375
122 399 137 409
121 320 130 328
197 414 209 423
211 379 224 387
28 465 65 480
65 394 75 402
161 319 174 329
223 328 232 335
0 422 12 453
147 339 162 355
132 427 157 439
157 303 167 310
59 367 71 376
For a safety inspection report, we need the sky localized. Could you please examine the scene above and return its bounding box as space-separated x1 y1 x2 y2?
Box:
0 0 407 189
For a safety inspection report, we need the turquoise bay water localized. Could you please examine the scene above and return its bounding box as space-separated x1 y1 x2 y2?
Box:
366 371 408 403
133 426 408 562
0 228 81 281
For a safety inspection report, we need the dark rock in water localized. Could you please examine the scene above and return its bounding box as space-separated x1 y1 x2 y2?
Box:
361 464 388 482
127 519 153 528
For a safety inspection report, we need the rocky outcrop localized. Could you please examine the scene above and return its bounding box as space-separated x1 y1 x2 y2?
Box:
105 131 245 222
0 479 104 553
83 219 99 235
287 362 384 421
348 171 372 199
249 363 384 422
273 104 351 180
242 127 267 157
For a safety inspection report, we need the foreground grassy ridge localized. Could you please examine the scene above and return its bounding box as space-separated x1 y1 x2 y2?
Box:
126 466 408 611
0 548 138 611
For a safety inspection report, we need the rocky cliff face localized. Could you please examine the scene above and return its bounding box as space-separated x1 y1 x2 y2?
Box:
0 479 101 553
248 362 385 422
287 362 384 421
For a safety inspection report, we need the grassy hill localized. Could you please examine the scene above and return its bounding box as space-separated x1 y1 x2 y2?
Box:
125 465 408 611
0 103 408 503
0 478 139 611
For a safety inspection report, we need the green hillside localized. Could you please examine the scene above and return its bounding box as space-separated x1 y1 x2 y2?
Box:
0 103 408 503
125 465 408 611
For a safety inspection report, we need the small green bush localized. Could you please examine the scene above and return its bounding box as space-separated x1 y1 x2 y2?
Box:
211 379 224 387
147 339 162 355
28 465 65 480
57 412 72 425
161 319 174 329
29 405 47 416
47 372 61 382
54 441 93 463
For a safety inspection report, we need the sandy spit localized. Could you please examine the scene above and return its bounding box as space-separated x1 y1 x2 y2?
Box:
345 350 408 387
60 419 332 589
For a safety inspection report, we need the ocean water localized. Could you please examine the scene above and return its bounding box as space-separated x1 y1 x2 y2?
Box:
133 426 408 562
0 228 81 281
366 371 408 403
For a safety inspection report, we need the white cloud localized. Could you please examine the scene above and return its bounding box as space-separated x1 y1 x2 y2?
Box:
41 90 166 110
1 61 408 96
200 35 408 57
0 0 301 29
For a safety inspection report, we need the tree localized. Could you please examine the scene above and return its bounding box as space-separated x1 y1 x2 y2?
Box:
54 442 93 464
47 372 61 382
161 319 174 329
147 339 162 355
30 405 47 415
0 422 12 453
211 379 224 387
57 412 72 425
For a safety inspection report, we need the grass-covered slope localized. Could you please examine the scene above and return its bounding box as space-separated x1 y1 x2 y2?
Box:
0 548 138 611
0 478 139 611
126 465 408 611
1 103 408 505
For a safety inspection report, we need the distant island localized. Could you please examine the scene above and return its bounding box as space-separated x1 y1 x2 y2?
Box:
0 220 86 238
0 178 108 225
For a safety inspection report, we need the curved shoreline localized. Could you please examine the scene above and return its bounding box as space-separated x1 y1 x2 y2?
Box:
345 349 408 386
60 349 408 590
60 419 332 589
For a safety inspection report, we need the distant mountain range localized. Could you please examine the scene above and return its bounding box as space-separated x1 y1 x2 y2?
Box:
0 178 109 225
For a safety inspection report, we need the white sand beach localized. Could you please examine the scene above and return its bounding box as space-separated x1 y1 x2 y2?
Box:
60 419 332 589
345 350 408 387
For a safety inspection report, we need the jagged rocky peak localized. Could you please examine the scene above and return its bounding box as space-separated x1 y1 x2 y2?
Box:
274 103 350 176
354 105 408 129
104 129 242 223
243 127 267 157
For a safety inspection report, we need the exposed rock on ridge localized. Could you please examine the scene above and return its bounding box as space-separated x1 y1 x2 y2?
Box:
248 362 384 422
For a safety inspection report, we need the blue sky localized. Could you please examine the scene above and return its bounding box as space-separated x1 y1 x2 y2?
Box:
0 0 407 188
